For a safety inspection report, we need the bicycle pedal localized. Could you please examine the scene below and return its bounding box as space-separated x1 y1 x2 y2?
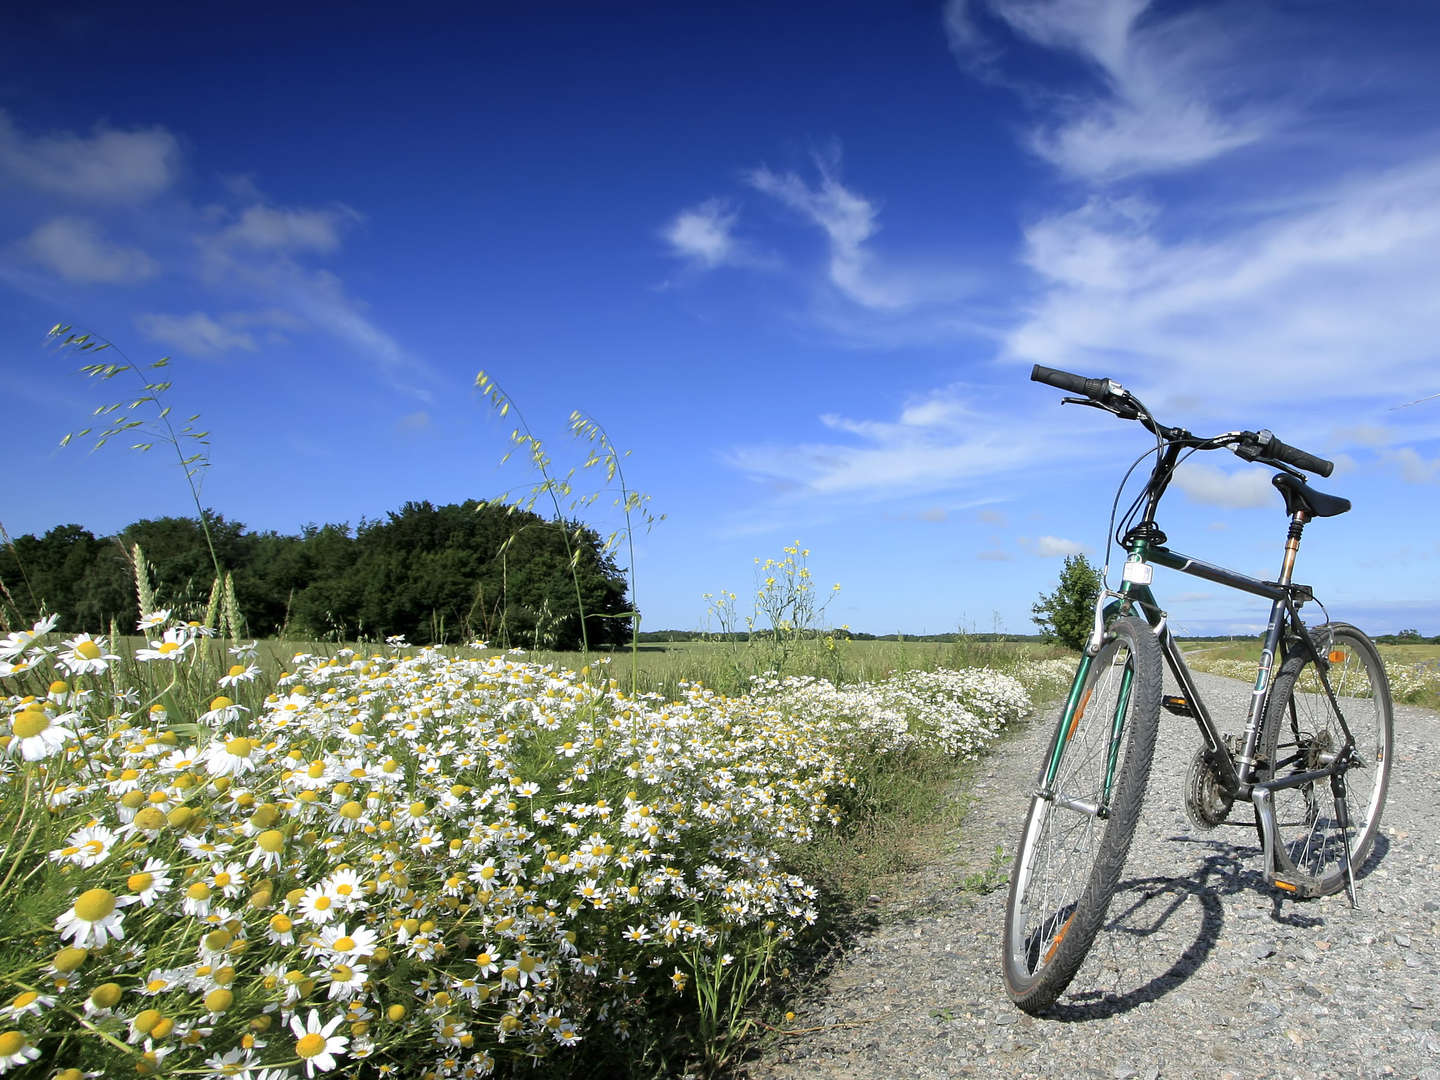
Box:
1162 695 1195 717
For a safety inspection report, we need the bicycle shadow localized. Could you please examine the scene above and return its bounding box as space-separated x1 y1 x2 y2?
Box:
1043 831 1390 1022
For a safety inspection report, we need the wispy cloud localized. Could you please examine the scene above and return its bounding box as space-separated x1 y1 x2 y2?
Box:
0 109 179 202
663 198 741 268
944 0 1271 181
198 197 434 400
23 216 158 283
136 312 258 355
1172 461 1276 509
1006 158 1440 416
1031 535 1086 557
727 387 1052 497
746 150 973 312
215 203 360 254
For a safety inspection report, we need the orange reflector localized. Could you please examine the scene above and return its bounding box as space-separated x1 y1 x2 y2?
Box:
1068 689 1092 739
1043 913 1077 964
1273 880 1297 892
1328 650 1346 664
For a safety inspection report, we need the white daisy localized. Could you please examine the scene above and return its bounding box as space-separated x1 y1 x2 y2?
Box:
57 633 119 676
290 1008 348 1078
0 614 59 660
136 610 171 631
0 990 55 1021
0 1028 42 1071
127 860 173 907
316 922 379 962
8 704 76 761
55 887 138 949
134 627 193 663
48 823 119 868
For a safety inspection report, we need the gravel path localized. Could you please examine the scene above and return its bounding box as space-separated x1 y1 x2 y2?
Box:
746 673 1440 1080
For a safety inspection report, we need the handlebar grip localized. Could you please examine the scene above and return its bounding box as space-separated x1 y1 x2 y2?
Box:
1261 432 1333 478
1267 434 1330 478
1030 364 1111 400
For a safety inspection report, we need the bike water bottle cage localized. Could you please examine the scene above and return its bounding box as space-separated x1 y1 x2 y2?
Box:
1271 473 1351 518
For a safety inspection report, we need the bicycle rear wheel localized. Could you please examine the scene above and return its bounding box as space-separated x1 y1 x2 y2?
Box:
1258 623 1392 896
1002 615 1162 1013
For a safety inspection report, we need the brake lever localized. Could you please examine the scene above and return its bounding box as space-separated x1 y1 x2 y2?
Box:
1062 395 1140 420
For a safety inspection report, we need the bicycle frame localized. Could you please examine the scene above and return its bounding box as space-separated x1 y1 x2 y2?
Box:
1037 526 1366 894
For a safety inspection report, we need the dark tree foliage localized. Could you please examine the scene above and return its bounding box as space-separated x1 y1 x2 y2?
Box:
1031 553 1102 651
0 501 630 650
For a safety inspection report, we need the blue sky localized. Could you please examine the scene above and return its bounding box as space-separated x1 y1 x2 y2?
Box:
3 1 1439 637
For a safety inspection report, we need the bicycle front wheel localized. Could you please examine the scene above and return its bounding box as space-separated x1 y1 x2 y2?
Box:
1002 615 1162 1013
1259 623 1392 896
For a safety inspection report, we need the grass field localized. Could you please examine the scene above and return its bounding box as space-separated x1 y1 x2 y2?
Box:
1182 637 1440 709
161 633 1074 702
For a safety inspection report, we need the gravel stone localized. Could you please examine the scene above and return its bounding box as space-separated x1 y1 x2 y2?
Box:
743 673 1439 1080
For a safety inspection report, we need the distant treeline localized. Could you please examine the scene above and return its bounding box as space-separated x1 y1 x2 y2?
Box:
0 501 630 649
637 630 1044 643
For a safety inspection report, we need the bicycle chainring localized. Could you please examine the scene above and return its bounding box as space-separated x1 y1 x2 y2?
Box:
1184 745 1235 830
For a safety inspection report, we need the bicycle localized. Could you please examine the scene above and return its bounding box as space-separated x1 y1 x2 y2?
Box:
1001 364 1394 1014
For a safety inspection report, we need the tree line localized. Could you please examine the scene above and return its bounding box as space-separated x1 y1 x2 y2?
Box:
0 500 630 650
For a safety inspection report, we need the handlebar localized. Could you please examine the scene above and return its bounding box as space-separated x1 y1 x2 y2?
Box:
1030 364 1116 401
1236 429 1334 478
1030 364 1335 478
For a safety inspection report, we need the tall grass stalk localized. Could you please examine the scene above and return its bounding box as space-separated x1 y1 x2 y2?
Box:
50 325 225 602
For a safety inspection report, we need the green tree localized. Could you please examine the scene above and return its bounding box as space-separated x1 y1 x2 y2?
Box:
1031 553 1102 650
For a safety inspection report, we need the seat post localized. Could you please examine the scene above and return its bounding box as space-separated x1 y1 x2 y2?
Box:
1277 511 1309 587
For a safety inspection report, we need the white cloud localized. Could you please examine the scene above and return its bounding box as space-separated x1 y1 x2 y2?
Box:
1172 462 1277 509
216 204 358 253
0 109 179 202
728 389 1053 497
747 152 972 312
1386 447 1440 484
25 217 157 283
944 0 1270 181
1005 155 1440 416
663 199 740 268
136 312 257 355
1034 535 1086 557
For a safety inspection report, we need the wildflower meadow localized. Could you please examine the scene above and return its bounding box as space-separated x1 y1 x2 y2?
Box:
0 609 1043 1079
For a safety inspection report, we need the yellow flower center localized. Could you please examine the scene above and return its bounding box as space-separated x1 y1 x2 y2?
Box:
0 1031 28 1056
257 829 285 852
213 872 233 889
228 664 247 677
49 680 71 694
91 983 123 1009
213 697 236 712
10 992 37 1010
295 1032 328 1058
128 872 154 893
312 896 332 911
270 914 293 933
158 642 180 654
73 888 116 922
12 708 50 739
75 641 102 660
204 988 234 1013
133 1008 161 1034
53 947 87 972
186 883 211 901
339 801 362 820
333 936 356 952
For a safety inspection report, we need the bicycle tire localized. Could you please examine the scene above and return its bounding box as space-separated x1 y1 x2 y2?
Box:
1258 622 1392 896
1002 615 1162 1013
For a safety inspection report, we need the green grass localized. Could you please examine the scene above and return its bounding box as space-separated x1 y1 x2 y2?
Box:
1181 637 1440 710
